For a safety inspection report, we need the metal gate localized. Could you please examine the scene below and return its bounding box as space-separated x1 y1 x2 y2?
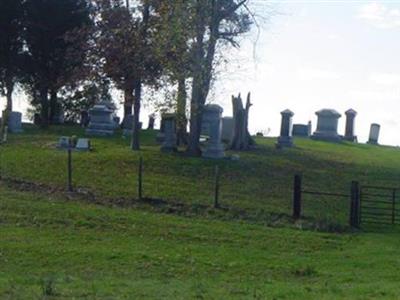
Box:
360 185 398 226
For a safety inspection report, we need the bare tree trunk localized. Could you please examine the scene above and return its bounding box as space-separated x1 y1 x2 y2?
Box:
5 79 13 113
40 87 49 128
49 89 57 124
131 79 141 151
123 87 134 118
176 77 187 146
230 92 255 150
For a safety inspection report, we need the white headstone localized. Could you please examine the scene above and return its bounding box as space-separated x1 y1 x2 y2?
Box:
76 138 91 151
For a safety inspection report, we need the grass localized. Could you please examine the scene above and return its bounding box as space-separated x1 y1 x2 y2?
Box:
2 124 400 227
1 183 400 299
2 125 400 298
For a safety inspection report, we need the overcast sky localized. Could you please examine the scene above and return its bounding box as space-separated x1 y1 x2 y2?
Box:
4 0 400 146
214 0 400 146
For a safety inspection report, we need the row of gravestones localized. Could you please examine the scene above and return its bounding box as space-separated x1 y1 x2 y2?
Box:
82 101 155 136
157 105 233 159
277 108 381 148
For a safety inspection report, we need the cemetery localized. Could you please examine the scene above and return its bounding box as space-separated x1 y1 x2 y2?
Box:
1 0 400 298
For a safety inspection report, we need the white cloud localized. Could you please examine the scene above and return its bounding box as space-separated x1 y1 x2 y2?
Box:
358 2 400 29
297 67 341 80
369 72 400 85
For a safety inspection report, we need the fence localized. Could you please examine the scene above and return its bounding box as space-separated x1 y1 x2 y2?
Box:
4 146 399 230
292 174 360 228
360 185 399 226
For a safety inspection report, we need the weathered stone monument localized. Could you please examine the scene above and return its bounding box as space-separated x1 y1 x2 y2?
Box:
202 105 225 159
76 138 91 151
344 109 357 142
58 136 72 149
368 123 380 145
8 112 23 133
161 114 177 152
276 109 294 148
221 117 234 142
122 115 142 136
86 104 116 136
293 124 309 137
312 109 342 142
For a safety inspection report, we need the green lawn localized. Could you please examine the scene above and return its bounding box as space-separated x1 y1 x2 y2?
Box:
2 124 400 227
1 183 400 299
2 125 400 298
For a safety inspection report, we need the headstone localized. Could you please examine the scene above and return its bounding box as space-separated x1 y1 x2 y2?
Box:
80 110 90 127
148 115 155 130
276 109 294 148
122 114 142 136
85 104 115 136
292 124 309 137
161 113 177 152
58 136 72 149
76 138 91 151
368 123 380 145
8 112 23 133
344 109 357 142
202 105 225 159
221 117 234 142
307 121 312 136
312 109 342 142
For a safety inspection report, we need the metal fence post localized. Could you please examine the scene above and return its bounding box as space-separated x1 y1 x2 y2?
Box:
293 175 302 219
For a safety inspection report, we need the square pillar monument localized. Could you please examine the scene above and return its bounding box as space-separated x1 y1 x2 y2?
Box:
202 105 225 159
344 109 357 142
276 109 294 148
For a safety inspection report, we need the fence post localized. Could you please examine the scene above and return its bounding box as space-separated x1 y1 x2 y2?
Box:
214 165 220 208
67 148 73 192
138 157 143 200
350 181 360 228
293 175 302 219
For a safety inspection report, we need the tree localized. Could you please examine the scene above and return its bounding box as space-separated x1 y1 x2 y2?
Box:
156 1 194 145
230 92 255 150
23 0 92 127
0 0 24 131
186 0 252 156
95 0 162 150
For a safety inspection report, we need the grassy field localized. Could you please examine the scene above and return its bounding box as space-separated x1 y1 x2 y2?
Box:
1 183 400 299
2 125 400 298
2 124 400 227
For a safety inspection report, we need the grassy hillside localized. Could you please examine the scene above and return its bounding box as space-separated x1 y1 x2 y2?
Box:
1 183 400 299
2 125 400 227
1 125 400 298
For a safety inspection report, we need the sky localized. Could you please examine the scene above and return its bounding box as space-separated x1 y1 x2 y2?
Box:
4 0 400 146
